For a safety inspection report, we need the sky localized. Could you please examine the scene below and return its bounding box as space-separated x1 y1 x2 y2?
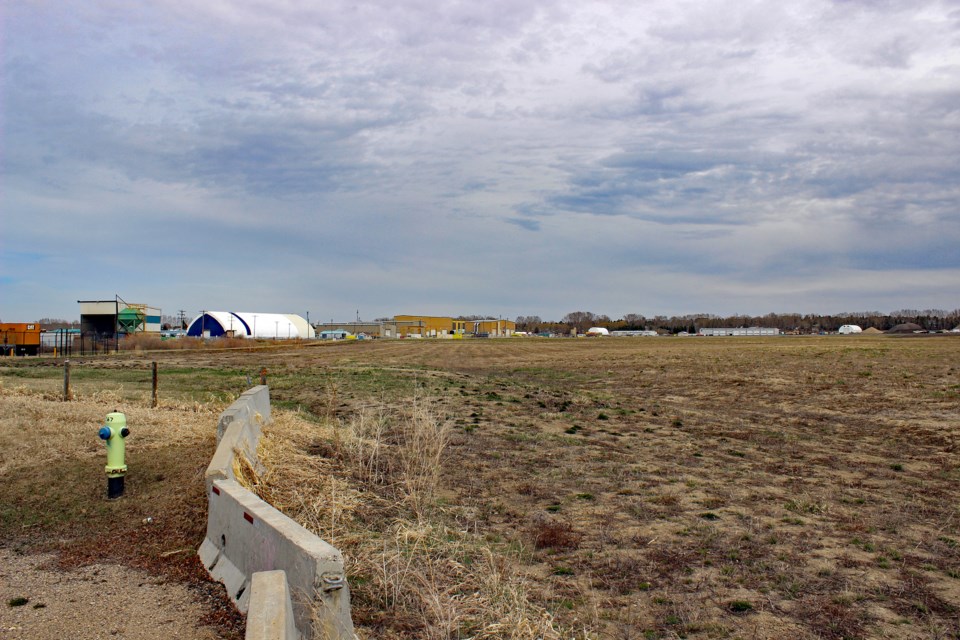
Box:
2 1 959 323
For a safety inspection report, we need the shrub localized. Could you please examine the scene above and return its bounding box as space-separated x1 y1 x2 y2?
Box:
530 517 581 550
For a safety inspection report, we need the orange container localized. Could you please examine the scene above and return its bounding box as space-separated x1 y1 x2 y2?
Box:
0 323 42 355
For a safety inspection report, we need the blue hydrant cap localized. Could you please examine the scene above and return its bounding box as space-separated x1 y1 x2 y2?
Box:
98 426 112 440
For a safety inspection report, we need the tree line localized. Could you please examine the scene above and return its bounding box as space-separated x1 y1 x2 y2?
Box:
515 309 960 335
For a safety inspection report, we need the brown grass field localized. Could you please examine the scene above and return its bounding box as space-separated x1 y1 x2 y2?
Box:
1 335 959 639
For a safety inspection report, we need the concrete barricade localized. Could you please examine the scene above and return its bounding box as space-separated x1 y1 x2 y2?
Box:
199 386 354 639
205 385 270 493
216 385 271 441
246 571 300 640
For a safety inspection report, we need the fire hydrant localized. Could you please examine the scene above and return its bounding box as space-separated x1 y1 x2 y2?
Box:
98 411 129 499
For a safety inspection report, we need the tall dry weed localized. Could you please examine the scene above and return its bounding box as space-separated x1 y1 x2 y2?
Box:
258 398 566 640
396 396 450 520
471 548 562 640
358 521 561 640
341 405 389 486
338 394 450 519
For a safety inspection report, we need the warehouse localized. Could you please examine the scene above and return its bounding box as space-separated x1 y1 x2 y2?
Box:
468 318 516 337
314 321 400 339
186 312 315 339
313 316 517 338
78 299 162 336
697 327 781 337
393 316 516 337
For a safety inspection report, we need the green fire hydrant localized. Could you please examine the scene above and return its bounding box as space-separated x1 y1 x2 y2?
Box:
98 411 129 499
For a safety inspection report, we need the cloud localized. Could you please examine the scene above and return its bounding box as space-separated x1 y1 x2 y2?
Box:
2 0 959 321
505 217 541 231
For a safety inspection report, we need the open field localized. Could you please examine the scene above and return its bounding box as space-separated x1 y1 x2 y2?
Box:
2 335 959 639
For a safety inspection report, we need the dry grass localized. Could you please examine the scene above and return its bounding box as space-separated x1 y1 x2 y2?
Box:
249 336 960 639
0 380 224 477
0 383 244 638
4 335 960 639
120 334 309 351
258 400 564 639
395 396 452 519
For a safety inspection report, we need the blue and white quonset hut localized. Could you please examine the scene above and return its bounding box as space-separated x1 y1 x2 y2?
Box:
186 312 316 339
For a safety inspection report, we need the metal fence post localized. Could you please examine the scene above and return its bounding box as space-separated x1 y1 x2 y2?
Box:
63 359 71 401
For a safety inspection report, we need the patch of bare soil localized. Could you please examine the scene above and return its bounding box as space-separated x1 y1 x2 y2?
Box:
0 549 220 639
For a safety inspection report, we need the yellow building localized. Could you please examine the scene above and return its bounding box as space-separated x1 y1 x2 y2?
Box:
471 319 516 336
393 315 453 337
393 316 515 338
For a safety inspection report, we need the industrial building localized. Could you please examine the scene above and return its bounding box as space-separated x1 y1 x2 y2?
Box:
79 299 162 336
318 329 353 340
314 319 427 339
313 316 516 339
393 316 515 337
697 327 781 337
186 312 315 339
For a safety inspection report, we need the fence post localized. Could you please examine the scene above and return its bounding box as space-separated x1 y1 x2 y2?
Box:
63 359 71 401
152 361 159 408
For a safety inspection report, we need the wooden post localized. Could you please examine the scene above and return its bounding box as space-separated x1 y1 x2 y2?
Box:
152 361 159 408
63 359 71 401
260 367 267 386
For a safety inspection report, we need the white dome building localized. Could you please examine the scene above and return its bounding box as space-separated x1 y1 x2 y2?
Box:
187 312 315 339
838 324 863 334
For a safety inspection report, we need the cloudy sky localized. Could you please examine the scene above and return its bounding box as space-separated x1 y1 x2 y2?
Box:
2 1 959 323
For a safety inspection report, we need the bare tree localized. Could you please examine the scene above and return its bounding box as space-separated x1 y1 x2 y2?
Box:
562 311 596 333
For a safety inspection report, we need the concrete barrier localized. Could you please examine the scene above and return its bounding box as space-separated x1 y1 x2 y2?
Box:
246 571 300 640
205 385 270 493
199 386 354 639
216 385 271 441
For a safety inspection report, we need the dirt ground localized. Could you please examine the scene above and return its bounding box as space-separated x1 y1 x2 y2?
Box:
2 335 958 639
0 548 221 639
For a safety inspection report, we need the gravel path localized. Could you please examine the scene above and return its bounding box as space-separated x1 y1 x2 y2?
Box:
0 549 223 639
